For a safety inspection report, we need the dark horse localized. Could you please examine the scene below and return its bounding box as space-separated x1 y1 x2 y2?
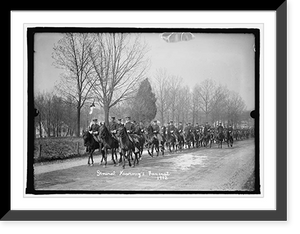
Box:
82 131 105 166
216 130 225 148
165 129 176 152
116 126 141 169
203 129 212 148
144 125 164 157
184 129 194 149
226 129 234 147
175 130 185 151
98 124 121 167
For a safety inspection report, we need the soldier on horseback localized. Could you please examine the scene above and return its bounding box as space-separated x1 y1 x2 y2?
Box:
227 124 233 137
117 118 123 128
168 121 178 143
178 122 184 135
109 116 118 140
89 118 101 142
204 122 211 136
152 120 164 148
134 121 144 135
217 122 224 133
124 116 139 153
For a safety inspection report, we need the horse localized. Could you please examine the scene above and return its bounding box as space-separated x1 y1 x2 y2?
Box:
174 130 185 151
226 129 234 147
82 130 105 166
191 129 200 148
98 124 121 167
216 130 225 148
134 132 145 159
202 129 214 148
165 129 176 152
116 126 140 169
143 125 159 157
198 131 204 147
184 129 194 149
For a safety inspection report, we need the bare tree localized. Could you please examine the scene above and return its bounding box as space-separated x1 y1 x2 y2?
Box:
154 68 171 125
52 33 96 136
88 33 149 125
210 85 228 124
168 75 182 121
225 91 246 127
197 79 217 122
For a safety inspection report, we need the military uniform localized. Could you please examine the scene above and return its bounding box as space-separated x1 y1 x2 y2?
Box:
89 120 101 142
177 123 184 134
184 124 191 133
152 121 163 147
125 121 135 133
134 123 143 135
116 119 124 129
217 125 224 133
204 123 211 135
124 118 139 152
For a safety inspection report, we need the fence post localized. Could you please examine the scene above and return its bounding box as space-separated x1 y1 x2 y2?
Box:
77 142 79 155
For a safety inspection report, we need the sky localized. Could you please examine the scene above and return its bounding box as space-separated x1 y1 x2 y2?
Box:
34 32 255 110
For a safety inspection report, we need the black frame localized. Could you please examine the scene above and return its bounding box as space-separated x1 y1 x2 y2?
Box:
3 1 287 221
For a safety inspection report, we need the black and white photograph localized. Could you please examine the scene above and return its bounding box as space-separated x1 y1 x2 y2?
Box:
28 27 259 194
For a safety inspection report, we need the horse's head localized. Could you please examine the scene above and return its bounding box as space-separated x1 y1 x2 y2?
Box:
82 130 91 146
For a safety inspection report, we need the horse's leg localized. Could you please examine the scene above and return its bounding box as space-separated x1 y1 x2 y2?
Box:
128 150 132 167
132 152 137 168
147 142 152 157
112 148 117 166
90 150 95 166
122 150 126 169
139 145 143 160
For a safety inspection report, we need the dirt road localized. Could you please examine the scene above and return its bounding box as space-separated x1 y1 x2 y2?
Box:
34 139 256 192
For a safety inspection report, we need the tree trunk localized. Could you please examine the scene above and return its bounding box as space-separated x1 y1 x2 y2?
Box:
76 106 81 137
104 104 110 126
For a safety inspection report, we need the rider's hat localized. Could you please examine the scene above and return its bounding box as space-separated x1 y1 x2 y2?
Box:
117 118 122 121
125 116 131 119
92 117 97 121
110 116 115 120
153 120 157 123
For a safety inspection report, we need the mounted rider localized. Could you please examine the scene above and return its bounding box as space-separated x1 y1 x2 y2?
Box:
227 124 233 137
152 120 164 148
134 121 144 135
116 118 124 128
177 122 184 135
204 122 211 136
124 116 139 153
88 117 101 143
217 122 224 133
109 116 118 140
168 120 178 142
